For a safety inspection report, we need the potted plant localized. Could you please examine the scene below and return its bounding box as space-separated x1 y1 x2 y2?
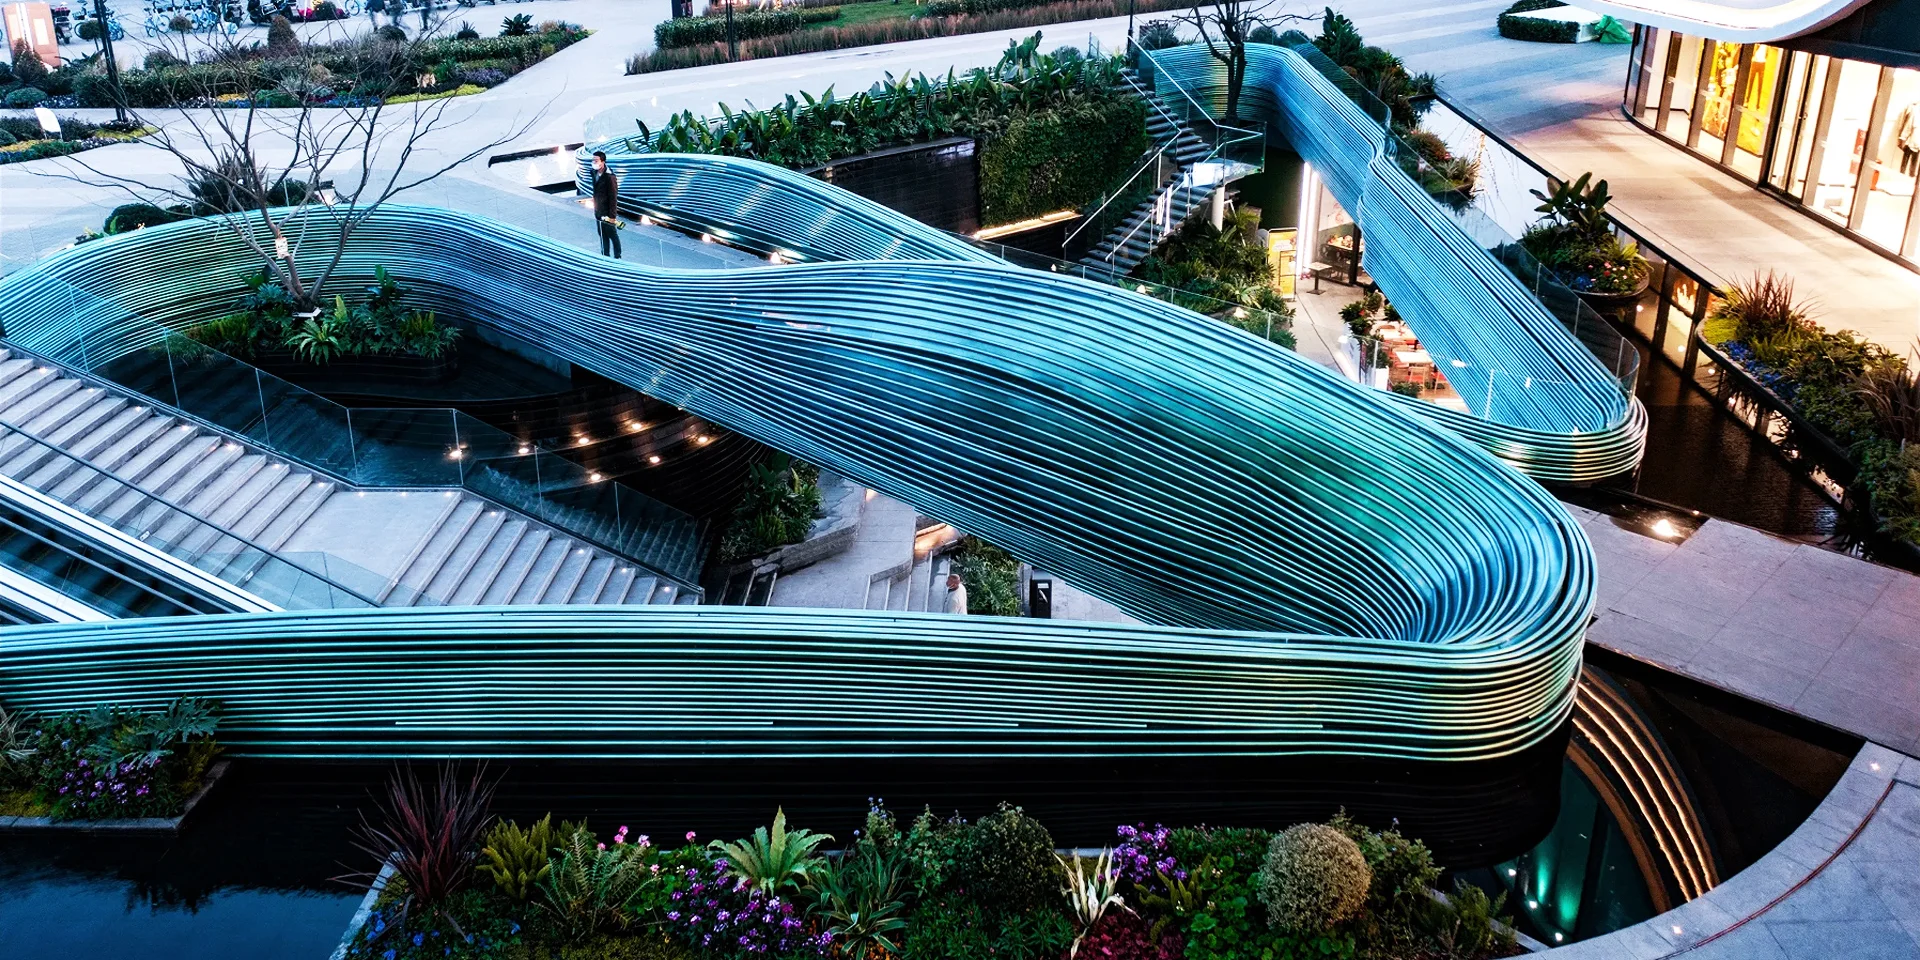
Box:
1521 172 1649 308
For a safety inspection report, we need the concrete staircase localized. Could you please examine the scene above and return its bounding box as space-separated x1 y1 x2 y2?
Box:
1076 107 1216 275
862 520 961 613
0 349 698 608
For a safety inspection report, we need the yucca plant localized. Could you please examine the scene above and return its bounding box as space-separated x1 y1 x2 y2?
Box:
481 813 559 900
807 845 911 956
1058 847 1131 958
347 764 496 909
537 826 650 940
712 807 833 893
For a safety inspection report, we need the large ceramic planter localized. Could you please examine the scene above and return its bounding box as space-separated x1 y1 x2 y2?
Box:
1573 274 1649 311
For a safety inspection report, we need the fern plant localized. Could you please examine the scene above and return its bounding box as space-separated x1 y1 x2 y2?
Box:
1058 847 1131 957
481 813 558 900
712 807 832 893
537 827 650 940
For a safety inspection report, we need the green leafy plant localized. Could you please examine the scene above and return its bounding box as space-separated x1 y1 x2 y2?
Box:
538 826 651 940
501 13 533 36
480 813 558 900
712 807 833 893
1259 823 1372 935
1058 847 1131 957
718 457 822 562
0 705 35 789
947 536 1020 616
807 843 912 955
957 802 1059 912
1419 879 1516 959
288 312 348 364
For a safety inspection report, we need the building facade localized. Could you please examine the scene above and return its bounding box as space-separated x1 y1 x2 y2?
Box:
1620 1 1920 269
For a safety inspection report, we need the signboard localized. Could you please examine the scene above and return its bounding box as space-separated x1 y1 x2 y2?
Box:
1028 578 1053 619
2 2 60 68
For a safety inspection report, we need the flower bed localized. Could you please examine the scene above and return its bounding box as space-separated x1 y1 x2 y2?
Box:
336 774 1520 960
1133 208 1298 350
625 0 1198 74
1697 272 1920 548
0 698 221 823
627 41 1148 231
0 113 151 164
55 21 587 109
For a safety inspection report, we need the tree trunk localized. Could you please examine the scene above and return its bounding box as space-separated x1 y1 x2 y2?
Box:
1226 46 1245 122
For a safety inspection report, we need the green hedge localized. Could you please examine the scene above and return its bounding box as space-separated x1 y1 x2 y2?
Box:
1497 0 1577 43
979 97 1148 224
923 0 1052 16
655 9 803 49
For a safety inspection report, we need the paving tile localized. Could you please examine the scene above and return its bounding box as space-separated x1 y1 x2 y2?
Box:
1847 605 1920 648
1637 552 1766 619
1814 631 1920 705
1872 573 1920 617
1587 610 1710 665
1764 919 1919 960
1764 863 1896 923
1583 517 1681 567
1771 547 1898 608
1707 622 1840 674
1789 679 1920 748
1680 640 1813 710
1604 588 1729 643
1684 520 1799 567
1695 852 1815 919
1686 922 1790 960
1720 583 1870 649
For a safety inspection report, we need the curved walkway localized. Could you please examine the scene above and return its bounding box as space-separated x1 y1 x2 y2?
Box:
1147 43 1648 483
0 199 1591 761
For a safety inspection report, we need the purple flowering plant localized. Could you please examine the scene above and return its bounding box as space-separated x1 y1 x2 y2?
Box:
1114 822 1185 891
20 699 219 821
662 856 834 957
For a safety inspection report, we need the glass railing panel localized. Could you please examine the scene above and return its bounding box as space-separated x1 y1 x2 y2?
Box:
256 368 358 477
343 408 462 487
153 337 273 439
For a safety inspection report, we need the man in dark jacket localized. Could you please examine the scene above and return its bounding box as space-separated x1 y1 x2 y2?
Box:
591 151 621 259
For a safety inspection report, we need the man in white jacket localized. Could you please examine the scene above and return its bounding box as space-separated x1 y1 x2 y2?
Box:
945 571 968 615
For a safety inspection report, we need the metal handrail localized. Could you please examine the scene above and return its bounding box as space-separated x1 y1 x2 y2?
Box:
0 415 380 608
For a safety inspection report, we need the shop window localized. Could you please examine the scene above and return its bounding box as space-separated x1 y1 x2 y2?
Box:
1788 56 1838 202
1808 60 1883 225
1633 28 1670 123
1729 46 1780 180
1662 34 1704 141
1856 66 1920 253
1695 42 1743 159
1767 51 1813 191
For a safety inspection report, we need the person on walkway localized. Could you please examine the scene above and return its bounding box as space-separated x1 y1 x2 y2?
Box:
591 151 621 259
945 570 968 615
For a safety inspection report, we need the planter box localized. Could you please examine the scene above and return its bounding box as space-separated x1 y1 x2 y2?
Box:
0 760 229 835
254 350 460 384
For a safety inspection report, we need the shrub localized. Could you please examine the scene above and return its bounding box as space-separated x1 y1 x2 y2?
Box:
15 698 220 821
456 20 479 40
502 13 533 36
654 9 805 49
10 41 48 86
1168 826 1273 960
956 802 1059 912
0 129 14 147
1498 0 1578 43
312 0 341 19
1075 911 1183 960
480 813 558 900
105 202 184 233
979 97 1148 224
904 895 1073 960
1259 823 1371 935
144 49 186 70
717 457 821 562
5 86 46 108
168 13 193 32
947 535 1019 616
377 23 407 42
805 843 912 957
77 19 104 41
267 15 300 55
460 67 509 88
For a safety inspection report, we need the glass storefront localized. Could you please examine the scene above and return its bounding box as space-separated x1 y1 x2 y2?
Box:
1626 26 1920 268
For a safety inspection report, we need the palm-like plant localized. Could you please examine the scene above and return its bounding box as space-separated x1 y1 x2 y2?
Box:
1855 349 1920 445
711 807 833 893
1058 848 1132 958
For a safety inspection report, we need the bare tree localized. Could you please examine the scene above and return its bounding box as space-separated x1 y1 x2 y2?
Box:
36 15 550 312
1172 1 1312 122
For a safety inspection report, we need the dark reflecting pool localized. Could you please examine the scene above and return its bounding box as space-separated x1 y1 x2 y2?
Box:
0 648 1857 959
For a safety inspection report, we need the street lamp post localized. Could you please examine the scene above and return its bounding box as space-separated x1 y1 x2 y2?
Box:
1127 0 1135 43
726 0 736 61
92 0 128 126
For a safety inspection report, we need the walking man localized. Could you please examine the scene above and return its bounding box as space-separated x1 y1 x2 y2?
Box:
591 151 621 259
945 570 968 615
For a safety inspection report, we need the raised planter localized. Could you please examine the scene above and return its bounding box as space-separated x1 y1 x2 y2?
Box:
0 760 230 835
1573 274 1650 310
